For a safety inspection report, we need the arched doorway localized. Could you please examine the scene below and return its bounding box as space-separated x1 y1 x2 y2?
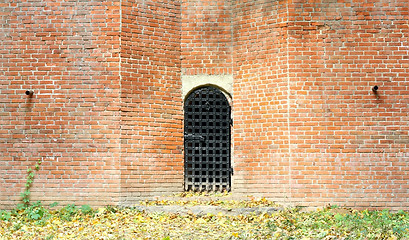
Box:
184 86 232 192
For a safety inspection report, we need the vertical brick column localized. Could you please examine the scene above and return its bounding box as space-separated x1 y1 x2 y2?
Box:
120 0 183 203
232 0 409 209
232 1 292 202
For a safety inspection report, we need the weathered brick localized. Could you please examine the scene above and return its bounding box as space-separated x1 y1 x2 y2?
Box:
232 0 409 210
1 0 408 210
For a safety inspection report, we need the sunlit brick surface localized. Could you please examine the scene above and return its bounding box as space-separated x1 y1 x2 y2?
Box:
1 0 408 209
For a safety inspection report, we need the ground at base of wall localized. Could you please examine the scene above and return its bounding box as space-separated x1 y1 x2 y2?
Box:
2 193 409 239
131 193 281 216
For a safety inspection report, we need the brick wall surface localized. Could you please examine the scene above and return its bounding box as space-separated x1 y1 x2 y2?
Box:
285 0 409 209
232 0 292 202
181 0 233 75
1 0 408 210
0 0 122 209
233 0 409 209
120 0 183 204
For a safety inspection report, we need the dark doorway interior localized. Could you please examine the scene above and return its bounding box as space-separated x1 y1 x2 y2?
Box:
184 86 232 191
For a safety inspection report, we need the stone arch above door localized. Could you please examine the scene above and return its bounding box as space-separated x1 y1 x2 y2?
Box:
182 75 233 101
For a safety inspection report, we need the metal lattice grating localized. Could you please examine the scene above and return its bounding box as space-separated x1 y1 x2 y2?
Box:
184 86 232 192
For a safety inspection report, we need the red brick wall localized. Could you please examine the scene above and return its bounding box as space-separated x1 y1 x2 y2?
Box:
120 0 183 203
232 0 292 202
285 0 409 209
181 0 233 75
233 0 409 209
0 0 122 208
1 0 408 210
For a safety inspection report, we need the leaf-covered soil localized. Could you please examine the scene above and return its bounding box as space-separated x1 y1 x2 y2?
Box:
1 192 409 239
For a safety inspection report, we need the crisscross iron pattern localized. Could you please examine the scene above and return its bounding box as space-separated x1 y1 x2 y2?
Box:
184 86 231 191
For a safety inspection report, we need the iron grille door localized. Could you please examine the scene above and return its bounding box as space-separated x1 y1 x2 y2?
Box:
184 86 232 192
